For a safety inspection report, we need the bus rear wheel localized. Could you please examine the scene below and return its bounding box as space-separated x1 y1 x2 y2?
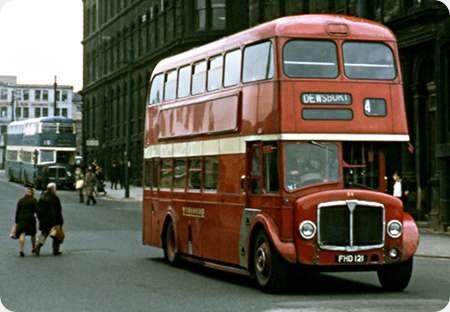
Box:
163 220 180 266
253 231 288 292
377 258 413 291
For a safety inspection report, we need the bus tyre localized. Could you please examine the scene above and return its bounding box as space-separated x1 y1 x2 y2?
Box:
253 231 288 293
163 220 180 266
377 257 413 291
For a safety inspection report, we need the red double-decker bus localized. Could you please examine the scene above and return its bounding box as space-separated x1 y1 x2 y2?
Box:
142 14 419 292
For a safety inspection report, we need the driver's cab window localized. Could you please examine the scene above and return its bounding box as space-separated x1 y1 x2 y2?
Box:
284 142 339 191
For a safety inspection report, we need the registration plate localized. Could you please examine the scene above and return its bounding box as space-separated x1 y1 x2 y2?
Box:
336 254 366 264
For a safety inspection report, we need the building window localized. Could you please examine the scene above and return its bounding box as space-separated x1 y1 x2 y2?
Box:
35 107 41 117
195 0 226 31
0 107 7 117
195 0 207 30
43 107 48 117
23 90 29 101
211 0 226 29
0 89 7 100
62 108 68 117
43 90 49 101
35 90 42 101
62 91 68 102
23 107 29 118
15 107 21 118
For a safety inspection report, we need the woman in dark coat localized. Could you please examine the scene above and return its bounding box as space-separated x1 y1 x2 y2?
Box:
14 187 37 257
36 183 64 256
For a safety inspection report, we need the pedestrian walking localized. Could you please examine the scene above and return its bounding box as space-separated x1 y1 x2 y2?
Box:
74 167 85 203
392 170 409 206
35 183 64 256
13 187 38 257
84 166 98 205
96 165 107 195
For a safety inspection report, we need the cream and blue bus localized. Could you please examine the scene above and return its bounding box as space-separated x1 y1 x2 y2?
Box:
6 117 77 189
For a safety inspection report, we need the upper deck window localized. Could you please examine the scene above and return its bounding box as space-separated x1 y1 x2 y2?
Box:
243 41 274 83
343 42 396 80
207 55 223 91
178 65 191 98
283 40 338 78
192 61 207 95
149 74 164 105
224 49 241 87
164 70 177 101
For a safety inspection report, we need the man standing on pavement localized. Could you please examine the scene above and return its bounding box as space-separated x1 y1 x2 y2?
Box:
35 183 64 256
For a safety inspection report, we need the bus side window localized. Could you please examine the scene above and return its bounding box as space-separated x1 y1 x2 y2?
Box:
204 156 218 191
160 159 173 190
224 49 241 87
250 144 262 194
243 41 274 83
152 159 159 189
263 143 279 193
148 74 164 105
164 69 177 101
173 158 187 190
144 159 152 190
178 65 191 98
207 55 223 91
188 158 202 191
192 61 206 95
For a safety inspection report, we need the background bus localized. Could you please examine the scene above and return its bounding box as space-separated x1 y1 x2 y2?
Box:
142 14 419 292
6 117 77 189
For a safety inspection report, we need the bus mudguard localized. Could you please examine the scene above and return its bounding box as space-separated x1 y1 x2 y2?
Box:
401 212 419 261
250 213 297 264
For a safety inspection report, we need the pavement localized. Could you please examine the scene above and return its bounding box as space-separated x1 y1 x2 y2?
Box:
99 181 450 261
100 182 143 202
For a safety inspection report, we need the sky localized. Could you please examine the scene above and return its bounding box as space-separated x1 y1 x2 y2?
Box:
0 0 83 91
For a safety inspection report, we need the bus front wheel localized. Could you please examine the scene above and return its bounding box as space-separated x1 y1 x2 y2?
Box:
377 258 413 291
253 231 288 292
163 220 180 266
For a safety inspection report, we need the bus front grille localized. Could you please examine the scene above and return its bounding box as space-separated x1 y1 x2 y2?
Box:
317 200 384 251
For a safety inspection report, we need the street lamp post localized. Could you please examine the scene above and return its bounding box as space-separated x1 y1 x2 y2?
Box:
53 75 57 116
124 48 133 198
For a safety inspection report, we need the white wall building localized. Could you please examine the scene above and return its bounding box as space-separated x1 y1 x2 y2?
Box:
0 76 82 169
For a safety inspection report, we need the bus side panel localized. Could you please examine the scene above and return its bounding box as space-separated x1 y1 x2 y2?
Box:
142 191 153 246
241 82 279 135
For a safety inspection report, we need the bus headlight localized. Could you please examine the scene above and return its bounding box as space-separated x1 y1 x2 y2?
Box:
299 220 317 240
387 220 402 238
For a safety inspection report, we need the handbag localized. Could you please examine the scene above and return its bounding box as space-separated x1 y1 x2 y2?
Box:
9 224 17 239
49 225 65 243
75 179 84 190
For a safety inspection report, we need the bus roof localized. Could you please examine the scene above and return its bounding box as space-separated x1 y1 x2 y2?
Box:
8 117 74 128
152 14 396 75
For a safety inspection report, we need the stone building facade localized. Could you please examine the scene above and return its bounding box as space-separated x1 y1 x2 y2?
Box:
82 0 450 229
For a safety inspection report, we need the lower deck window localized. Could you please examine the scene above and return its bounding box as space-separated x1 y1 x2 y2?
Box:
204 157 218 191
